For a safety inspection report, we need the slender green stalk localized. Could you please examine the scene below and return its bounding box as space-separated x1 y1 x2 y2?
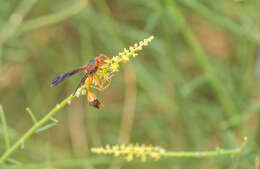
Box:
0 86 84 165
179 0 260 44
0 0 88 44
6 158 22 165
0 0 38 45
17 0 87 35
50 117 58 123
0 105 10 150
0 46 3 65
25 108 37 124
163 148 242 158
165 0 237 118
2 157 113 169
34 123 57 133
91 138 247 161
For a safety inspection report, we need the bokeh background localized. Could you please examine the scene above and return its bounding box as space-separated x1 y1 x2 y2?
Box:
0 0 260 168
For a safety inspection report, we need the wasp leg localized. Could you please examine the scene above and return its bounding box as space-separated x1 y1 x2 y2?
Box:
85 75 93 91
91 74 112 91
91 74 104 91
86 75 103 109
103 77 112 89
95 74 105 91
99 53 110 61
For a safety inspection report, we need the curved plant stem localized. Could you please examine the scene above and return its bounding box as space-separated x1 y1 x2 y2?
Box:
0 0 88 45
17 0 88 35
0 105 10 150
163 147 242 158
118 64 136 144
165 0 237 119
179 0 260 44
91 137 247 161
1 157 112 169
162 137 247 158
0 86 84 165
0 0 38 45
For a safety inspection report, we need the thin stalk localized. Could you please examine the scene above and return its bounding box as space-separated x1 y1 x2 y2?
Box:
0 0 38 45
118 64 136 144
179 0 260 44
1 157 113 169
163 147 242 158
165 0 237 118
0 0 88 44
25 107 37 124
0 105 10 150
0 86 84 164
17 0 87 35
91 137 247 161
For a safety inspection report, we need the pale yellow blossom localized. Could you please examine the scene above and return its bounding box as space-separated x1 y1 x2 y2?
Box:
91 143 165 162
96 36 154 82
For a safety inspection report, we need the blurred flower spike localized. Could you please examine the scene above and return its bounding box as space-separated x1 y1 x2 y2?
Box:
91 143 166 162
96 36 154 80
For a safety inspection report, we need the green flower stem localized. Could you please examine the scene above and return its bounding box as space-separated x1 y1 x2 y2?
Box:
163 147 242 158
0 0 88 44
179 0 260 43
2 157 112 169
91 138 246 161
0 105 10 150
18 0 87 35
25 107 37 124
165 0 237 118
0 0 38 45
0 86 84 165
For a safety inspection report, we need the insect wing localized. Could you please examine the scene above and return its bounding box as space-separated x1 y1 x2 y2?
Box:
73 72 90 94
51 65 86 87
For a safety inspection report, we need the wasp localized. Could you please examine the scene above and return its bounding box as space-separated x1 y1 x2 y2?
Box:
51 54 112 108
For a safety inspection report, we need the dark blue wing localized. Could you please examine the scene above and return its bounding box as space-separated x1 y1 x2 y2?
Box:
51 65 87 87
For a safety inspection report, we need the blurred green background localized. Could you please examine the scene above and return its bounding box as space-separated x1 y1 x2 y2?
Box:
0 0 260 168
